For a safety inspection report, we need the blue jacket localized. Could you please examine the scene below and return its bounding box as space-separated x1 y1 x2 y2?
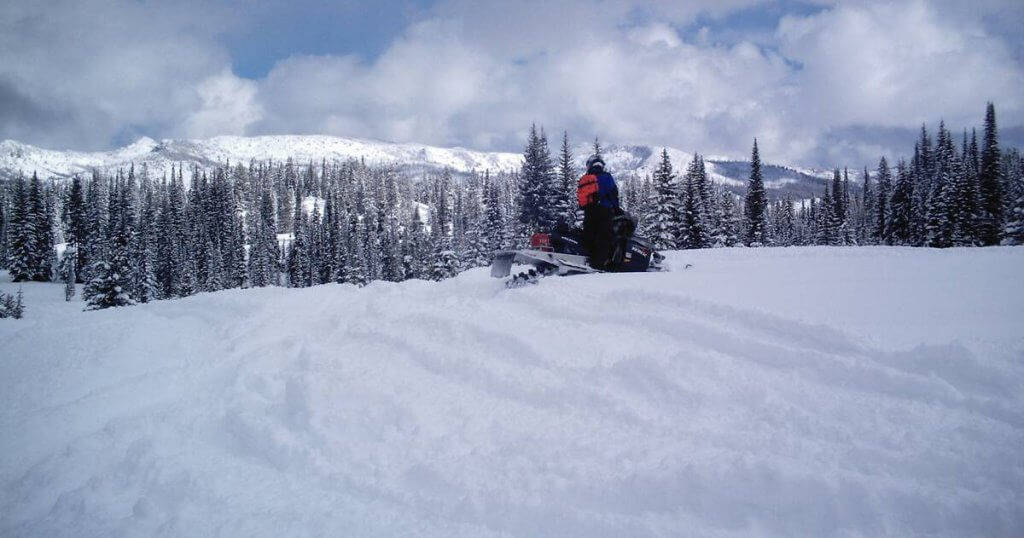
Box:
578 168 620 209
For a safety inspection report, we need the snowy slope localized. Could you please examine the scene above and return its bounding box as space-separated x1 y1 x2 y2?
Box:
2 247 1023 537
0 135 524 182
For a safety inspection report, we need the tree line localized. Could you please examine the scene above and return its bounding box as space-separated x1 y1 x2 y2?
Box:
0 103 1021 311
641 102 1024 249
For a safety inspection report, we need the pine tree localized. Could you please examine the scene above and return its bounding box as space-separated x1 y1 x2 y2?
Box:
874 157 892 244
483 171 506 251
7 174 33 282
64 175 88 280
83 260 135 310
0 186 7 269
229 206 248 288
107 174 138 301
28 172 54 281
949 146 980 246
925 165 953 248
346 211 368 286
167 169 189 295
1000 151 1024 245
679 155 710 249
816 182 837 245
555 132 577 226
132 181 159 302
251 187 279 287
911 131 932 246
978 102 1003 245
60 246 77 301
859 167 875 245
838 168 853 245
695 155 713 231
82 170 110 286
0 289 25 319
287 191 311 287
650 149 679 249
888 159 914 245
460 173 489 268
743 139 767 246
779 197 796 246
518 125 558 236
430 235 460 281
711 189 740 247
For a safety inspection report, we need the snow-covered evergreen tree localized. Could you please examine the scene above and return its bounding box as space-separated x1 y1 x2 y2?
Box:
743 140 768 246
857 167 873 244
518 125 558 236
132 182 159 303
7 174 33 282
679 155 710 249
287 191 311 288
26 172 54 281
949 148 980 247
872 158 892 244
555 132 576 226
83 260 134 310
1001 152 1024 245
649 149 679 249
925 125 955 248
886 159 911 245
60 246 77 301
430 236 460 281
0 289 24 319
63 175 88 280
816 182 837 246
977 102 1003 245
711 189 740 247
483 171 507 251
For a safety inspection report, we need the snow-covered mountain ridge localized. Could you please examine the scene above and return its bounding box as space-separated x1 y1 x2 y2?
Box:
0 135 524 181
0 135 833 198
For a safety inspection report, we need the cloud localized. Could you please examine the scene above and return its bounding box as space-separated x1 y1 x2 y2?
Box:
249 3 796 156
0 0 234 150
773 0 1024 164
2 0 1022 167
245 0 1023 166
182 71 263 139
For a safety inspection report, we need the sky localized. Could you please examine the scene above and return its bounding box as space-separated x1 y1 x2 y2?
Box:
1 0 1022 168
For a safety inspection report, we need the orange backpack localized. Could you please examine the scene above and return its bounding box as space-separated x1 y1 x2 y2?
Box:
577 174 599 207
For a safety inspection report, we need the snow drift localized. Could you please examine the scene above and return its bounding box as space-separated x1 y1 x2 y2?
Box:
1 247 1022 537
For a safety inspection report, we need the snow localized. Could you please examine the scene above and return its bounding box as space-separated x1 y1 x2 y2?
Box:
2 246 1022 537
0 135 524 183
300 196 326 217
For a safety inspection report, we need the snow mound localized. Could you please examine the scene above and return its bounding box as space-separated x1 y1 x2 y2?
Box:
2 247 1022 537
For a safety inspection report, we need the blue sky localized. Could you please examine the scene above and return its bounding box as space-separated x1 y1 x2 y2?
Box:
1 0 1022 167
223 0 436 79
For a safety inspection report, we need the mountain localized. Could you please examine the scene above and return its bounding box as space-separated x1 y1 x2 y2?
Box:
0 135 523 181
0 135 833 199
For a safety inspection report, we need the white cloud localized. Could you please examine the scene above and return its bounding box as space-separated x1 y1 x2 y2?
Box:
772 0 1024 163
2 0 1021 167
183 71 263 139
629 23 683 49
0 0 234 149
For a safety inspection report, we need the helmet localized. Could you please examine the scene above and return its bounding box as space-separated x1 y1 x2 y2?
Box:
586 154 605 171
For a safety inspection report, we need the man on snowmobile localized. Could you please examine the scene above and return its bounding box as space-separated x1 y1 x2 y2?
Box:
577 154 620 270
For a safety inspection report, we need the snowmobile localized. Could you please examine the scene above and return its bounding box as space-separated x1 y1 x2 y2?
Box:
490 211 666 287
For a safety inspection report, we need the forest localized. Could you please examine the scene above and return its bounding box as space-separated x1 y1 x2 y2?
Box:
0 103 1021 311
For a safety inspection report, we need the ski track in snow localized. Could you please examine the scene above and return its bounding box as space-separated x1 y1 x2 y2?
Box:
1 247 1023 537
